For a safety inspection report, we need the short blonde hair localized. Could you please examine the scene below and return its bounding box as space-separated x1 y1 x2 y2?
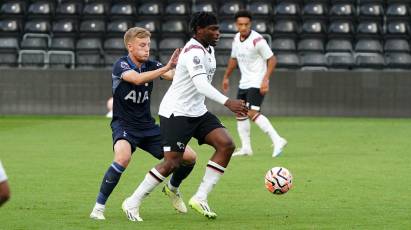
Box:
123 27 151 48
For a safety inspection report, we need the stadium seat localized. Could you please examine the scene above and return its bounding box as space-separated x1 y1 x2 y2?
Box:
326 38 353 52
76 38 103 68
138 2 163 15
52 19 77 36
159 37 185 51
252 20 272 34
0 37 19 66
274 1 300 18
49 37 76 68
55 0 82 17
354 53 385 69
110 2 136 17
385 53 411 69
272 38 296 52
219 1 243 15
358 2 384 19
302 2 327 18
134 19 160 34
328 20 354 38
18 50 47 68
356 20 382 38
273 20 299 38
107 20 132 35
21 37 48 50
24 19 51 33
215 50 231 67
384 39 410 53
79 19 105 35
355 39 383 53
161 19 187 33
385 20 410 38
247 1 272 15
298 38 324 52
0 19 21 35
220 20 237 33
275 52 300 69
0 0 26 16
301 20 326 37
386 3 409 18
326 52 354 69
27 1 53 17
51 37 75 51
329 2 355 18
215 35 233 51
166 1 189 15
192 1 216 13
300 52 328 70
83 1 108 17
103 37 127 67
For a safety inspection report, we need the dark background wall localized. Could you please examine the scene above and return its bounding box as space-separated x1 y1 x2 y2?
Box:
1 68 410 117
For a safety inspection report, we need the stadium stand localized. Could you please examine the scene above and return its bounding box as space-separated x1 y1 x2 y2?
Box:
0 0 410 69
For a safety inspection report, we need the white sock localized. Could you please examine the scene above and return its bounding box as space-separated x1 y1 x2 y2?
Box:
253 114 282 144
128 168 165 208
93 202 105 211
194 161 225 201
167 180 178 192
237 117 252 151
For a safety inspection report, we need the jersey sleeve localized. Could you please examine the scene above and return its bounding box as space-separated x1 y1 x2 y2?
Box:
112 59 134 79
152 60 163 70
230 40 237 58
255 37 274 60
185 48 208 78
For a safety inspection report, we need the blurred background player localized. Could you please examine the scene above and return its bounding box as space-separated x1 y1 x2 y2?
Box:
222 10 287 158
0 160 10 207
121 12 248 221
90 27 197 220
106 97 113 118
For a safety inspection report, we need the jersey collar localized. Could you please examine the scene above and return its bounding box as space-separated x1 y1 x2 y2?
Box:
126 55 147 72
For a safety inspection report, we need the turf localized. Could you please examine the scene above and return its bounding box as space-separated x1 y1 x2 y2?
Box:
0 116 410 229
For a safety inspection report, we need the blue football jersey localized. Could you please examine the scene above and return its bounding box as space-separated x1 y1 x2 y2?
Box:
111 56 163 132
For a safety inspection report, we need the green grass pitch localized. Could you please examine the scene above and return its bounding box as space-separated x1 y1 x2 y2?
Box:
0 116 410 229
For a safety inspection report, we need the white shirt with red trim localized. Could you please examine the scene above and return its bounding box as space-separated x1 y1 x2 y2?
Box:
159 38 217 118
231 30 273 89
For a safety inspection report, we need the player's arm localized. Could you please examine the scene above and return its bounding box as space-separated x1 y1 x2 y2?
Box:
160 69 175 81
257 38 276 95
122 48 181 85
221 41 238 94
192 75 248 116
221 58 238 94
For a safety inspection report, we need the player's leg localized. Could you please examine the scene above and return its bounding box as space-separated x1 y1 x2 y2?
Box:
233 89 253 156
189 113 235 219
90 124 136 220
247 88 287 157
122 115 193 221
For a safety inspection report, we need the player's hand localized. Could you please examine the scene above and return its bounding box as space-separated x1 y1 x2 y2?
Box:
222 77 229 94
260 79 269 95
224 99 248 116
166 48 182 70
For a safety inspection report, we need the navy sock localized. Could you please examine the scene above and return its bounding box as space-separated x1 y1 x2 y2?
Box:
96 162 125 205
170 163 195 188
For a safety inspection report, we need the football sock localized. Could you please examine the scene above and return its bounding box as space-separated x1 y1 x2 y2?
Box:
253 113 282 144
194 161 225 201
96 162 125 205
169 163 195 191
128 168 165 207
237 117 252 151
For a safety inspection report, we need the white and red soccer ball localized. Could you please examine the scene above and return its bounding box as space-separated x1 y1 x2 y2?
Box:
264 167 293 195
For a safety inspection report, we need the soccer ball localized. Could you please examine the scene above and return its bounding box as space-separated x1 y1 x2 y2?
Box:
264 167 293 195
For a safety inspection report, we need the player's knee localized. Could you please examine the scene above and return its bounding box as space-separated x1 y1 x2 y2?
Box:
114 155 131 168
0 187 10 205
219 139 236 154
182 147 197 165
164 154 183 172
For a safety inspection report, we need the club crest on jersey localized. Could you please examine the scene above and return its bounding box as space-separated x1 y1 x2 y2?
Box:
193 56 200 65
120 61 130 69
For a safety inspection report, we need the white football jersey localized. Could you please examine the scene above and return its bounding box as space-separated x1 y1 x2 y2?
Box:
159 38 217 118
0 161 7 183
231 30 273 89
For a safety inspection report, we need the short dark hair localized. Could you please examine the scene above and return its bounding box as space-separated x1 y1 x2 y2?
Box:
234 10 252 21
190 11 219 33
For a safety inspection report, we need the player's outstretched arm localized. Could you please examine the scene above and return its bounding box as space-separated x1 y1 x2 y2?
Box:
192 75 248 116
221 58 238 94
122 48 181 85
260 55 276 95
161 48 182 80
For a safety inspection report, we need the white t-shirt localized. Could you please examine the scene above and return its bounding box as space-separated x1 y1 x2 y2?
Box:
159 38 217 118
0 161 8 183
231 30 273 89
